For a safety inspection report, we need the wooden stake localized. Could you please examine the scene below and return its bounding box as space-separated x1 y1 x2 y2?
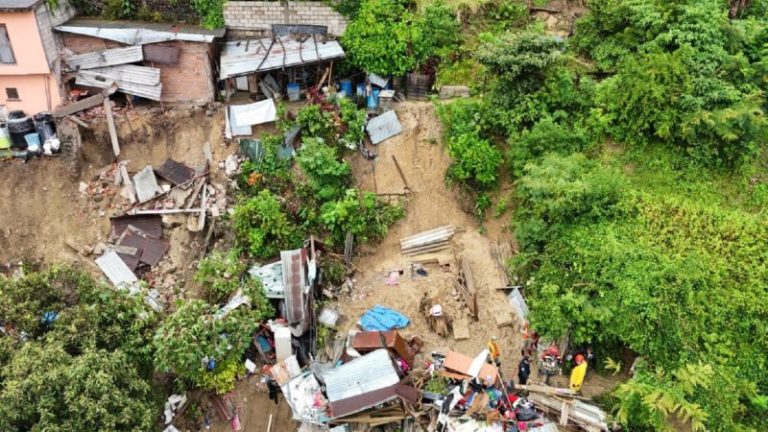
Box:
104 97 120 158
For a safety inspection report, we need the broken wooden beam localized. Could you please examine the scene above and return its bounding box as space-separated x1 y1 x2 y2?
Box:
53 93 105 118
104 97 120 158
391 155 410 193
65 115 91 129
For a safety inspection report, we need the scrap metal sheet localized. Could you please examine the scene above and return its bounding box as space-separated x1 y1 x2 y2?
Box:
155 159 196 186
366 110 402 144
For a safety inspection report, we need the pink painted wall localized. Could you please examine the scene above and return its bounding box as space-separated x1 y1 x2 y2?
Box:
0 10 61 113
0 11 50 75
0 74 58 113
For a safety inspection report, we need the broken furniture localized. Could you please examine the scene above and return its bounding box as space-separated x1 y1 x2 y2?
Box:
454 259 479 321
350 330 414 366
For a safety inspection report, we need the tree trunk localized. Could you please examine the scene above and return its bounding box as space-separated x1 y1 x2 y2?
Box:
729 0 752 18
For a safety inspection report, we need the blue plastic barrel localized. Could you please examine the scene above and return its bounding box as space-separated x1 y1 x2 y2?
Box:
287 83 301 101
367 93 378 109
339 79 353 97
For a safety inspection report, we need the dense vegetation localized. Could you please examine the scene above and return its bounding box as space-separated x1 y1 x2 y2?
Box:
420 0 768 430
0 268 158 431
234 94 404 256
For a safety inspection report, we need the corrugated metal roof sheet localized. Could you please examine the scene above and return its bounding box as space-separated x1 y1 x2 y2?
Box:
366 110 402 144
56 18 224 44
322 349 400 402
76 65 162 100
110 215 163 239
133 165 164 203
118 227 169 267
155 159 196 186
219 35 345 79
282 248 306 325
328 384 419 419
95 250 139 293
65 46 144 71
143 43 181 65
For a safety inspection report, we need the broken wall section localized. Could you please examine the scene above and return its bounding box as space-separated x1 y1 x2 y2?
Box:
61 34 216 104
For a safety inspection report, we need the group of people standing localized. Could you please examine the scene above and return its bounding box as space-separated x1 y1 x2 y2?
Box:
486 327 593 395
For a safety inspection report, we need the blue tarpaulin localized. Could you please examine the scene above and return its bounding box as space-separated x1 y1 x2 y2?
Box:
359 305 409 331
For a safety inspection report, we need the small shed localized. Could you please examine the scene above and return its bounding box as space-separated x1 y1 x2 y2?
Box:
219 25 345 100
55 18 224 103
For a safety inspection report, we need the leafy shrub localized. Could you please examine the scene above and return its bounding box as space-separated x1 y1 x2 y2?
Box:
437 99 502 190
238 135 293 196
190 0 225 29
296 138 352 201
477 28 564 97
233 190 302 259
343 0 459 75
319 190 405 246
154 298 272 393
508 117 592 177
513 153 624 252
195 251 264 305
445 132 502 189
0 268 157 431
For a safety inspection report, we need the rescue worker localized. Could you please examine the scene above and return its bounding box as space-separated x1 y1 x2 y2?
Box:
487 336 501 367
570 354 588 393
518 354 531 386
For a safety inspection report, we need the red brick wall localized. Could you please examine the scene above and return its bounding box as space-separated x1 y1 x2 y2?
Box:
61 34 215 103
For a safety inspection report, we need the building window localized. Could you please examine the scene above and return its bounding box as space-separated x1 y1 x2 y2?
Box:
5 88 18 100
0 25 15 64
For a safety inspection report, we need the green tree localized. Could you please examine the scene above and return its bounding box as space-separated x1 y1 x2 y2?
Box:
233 189 302 259
153 298 273 394
296 137 352 201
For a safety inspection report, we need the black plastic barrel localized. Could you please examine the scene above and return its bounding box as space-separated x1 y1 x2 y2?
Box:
7 115 34 150
33 112 56 141
7 110 25 120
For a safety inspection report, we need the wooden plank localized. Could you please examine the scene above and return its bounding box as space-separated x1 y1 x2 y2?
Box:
515 384 578 397
53 93 104 117
560 399 570 426
66 115 91 129
104 97 120 157
197 183 207 231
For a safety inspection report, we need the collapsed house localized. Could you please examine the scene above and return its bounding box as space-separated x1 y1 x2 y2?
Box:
55 18 224 103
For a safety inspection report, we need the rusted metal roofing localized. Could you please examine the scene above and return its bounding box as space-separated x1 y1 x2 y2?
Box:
143 43 181 65
322 349 399 402
366 110 402 145
282 248 306 325
56 18 224 45
328 384 419 419
110 215 163 239
118 227 169 267
75 65 162 101
155 159 196 186
64 46 143 71
219 35 345 79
